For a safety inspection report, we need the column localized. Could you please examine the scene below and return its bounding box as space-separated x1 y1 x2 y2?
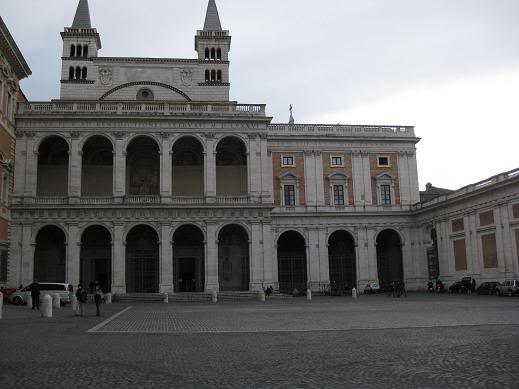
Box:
495 205 512 275
250 222 263 291
7 224 22 286
204 134 216 201
160 135 172 202
111 223 125 294
67 223 80 287
397 151 410 205
260 134 272 201
272 228 279 290
21 225 35 287
13 134 26 197
366 228 378 281
69 134 82 200
262 223 274 286
314 152 325 206
356 227 370 286
467 213 479 275
317 227 330 286
24 134 38 197
113 133 126 201
407 151 420 204
401 229 413 282
205 222 219 291
304 151 317 206
307 228 320 290
361 152 373 205
248 135 260 199
159 223 173 293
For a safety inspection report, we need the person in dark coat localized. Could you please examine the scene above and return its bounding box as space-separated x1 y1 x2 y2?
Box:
94 285 103 317
30 280 40 310
471 278 476 293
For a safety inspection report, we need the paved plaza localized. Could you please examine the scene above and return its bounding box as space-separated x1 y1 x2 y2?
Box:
1 294 518 388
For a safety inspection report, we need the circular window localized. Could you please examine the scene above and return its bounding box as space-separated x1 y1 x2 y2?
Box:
137 88 154 101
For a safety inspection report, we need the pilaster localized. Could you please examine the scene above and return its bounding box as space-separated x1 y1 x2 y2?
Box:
7 224 22 286
13 135 26 196
248 135 260 200
249 222 263 291
66 223 80 287
112 224 125 294
21 225 35 287
160 134 172 201
262 223 274 287
317 227 330 285
397 151 411 205
314 152 325 206
260 135 272 200
24 135 38 197
307 228 320 289
304 151 317 206
205 222 219 291
159 223 173 293
113 133 126 200
69 134 81 199
204 135 216 200
467 213 479 275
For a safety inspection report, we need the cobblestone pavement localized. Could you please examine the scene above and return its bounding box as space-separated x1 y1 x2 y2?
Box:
1 294 518 388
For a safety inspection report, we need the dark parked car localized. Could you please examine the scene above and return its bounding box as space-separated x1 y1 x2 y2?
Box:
449 281 464 294
477 282 501 295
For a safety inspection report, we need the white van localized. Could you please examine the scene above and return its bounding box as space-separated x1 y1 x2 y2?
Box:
10 282 73 305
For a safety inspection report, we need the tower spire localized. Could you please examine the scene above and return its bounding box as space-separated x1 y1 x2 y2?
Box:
203 0 222 31
72 0 92 29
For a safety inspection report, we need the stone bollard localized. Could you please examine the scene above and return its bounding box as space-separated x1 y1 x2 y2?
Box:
0 292 3 320
211 291 218 303
164 293 169 303
71 295 78 313
105 293 112 305
306 289 312 300
41 294 52 318
352 288 357 299
259 291 265 302
27 294 32 309
53 294 61 309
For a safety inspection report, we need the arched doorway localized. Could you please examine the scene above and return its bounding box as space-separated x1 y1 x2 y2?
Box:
172 137 204 197
37 136 69 196
218 225 250 291
34 226 66 282
328 230 356 293
82 136 113 196
376 229 403 291
80 226 112 293
277 231 307 293
216 137 247 196
126 225 159 293
173 225 205 292
126 137 160 195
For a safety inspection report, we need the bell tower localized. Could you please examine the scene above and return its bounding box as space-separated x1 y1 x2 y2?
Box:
60 0 101 98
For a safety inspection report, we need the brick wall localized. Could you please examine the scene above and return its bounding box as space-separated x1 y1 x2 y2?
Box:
322 152 353 206
272 152 305 206
369 154 400 205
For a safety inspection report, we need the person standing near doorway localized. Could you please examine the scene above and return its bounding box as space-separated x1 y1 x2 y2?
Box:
94 285 103 317
76 284 87 316
30 280 40 310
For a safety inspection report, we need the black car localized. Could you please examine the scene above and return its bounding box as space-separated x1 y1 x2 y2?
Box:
477 281 501 295
449 281 464 293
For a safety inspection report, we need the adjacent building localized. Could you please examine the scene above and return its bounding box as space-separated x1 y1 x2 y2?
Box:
7 0 519 294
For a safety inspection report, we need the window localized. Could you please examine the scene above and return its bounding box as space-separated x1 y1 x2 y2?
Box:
75 67 81 79
217 48 222 60
211 69 216 81
1 172 9 205
82 67 87 79
282 155 295 167
83 45 88 57
284 185 296 206
205 48 210 60
217 70 222 82
205 69 210 82
0 250 7 282
69 67 74 80
331 155 343 167
378 156 390 167
211 48 216 60
136 88 154 101
380 184 391 205
333 185 345 205
76 45 82 57
70 44 76 57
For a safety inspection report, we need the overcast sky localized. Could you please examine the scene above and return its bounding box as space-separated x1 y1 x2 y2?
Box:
1 0 518 190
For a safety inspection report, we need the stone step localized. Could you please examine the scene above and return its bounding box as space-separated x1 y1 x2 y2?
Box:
114 293 165 303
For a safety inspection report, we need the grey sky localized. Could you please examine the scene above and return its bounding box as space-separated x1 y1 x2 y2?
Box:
1 0 518 190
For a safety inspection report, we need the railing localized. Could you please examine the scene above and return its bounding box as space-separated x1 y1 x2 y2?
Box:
124 196 161 204
22 197 69 205
268 124 415 137
80 197 114 205
18 102 266 117
170 197 205 205
215 196 253 204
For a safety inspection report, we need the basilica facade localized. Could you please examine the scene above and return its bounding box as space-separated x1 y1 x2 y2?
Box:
7 0 519 294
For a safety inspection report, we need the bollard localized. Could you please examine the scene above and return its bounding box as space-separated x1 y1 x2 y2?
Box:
71 295 78 313
41 294 52 318
306 289 312 300
352 288 357 299
259 291 265 302
211 290 217 303
0 292 3 320
53 294 61 309
27 294 32 309
105 293 112 305
164 293 169 303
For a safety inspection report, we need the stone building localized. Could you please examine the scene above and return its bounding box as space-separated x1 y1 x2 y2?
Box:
0 16 31 286
7 0 519 294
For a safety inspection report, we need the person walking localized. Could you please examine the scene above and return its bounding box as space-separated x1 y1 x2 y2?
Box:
76 284 87 316
401 280 407 297
30 280 40 310
94 285 103 317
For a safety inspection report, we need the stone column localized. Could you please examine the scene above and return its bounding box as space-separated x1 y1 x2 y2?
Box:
361 152 373 205
8 224 22 286
111 223 125 294
262 223 274 286
366 228 378 281
356 227 370 286
21 225 36 287
250 222 263 291
397 151 410 206
306 228 321 290
13 134 26 197
159 223 173 293
467 213 479 275
204 134 216 201
67 223 80 287
205 222 219 291
24 134 38 197
498 204 514 276
260 135 272 201
304 151 317 206
407 151 420 204
314 152 325 206
69 133 82 200
160 134 172 202
317 227 330 287
352 150 372 206
113 133 126 201
248 135 260 200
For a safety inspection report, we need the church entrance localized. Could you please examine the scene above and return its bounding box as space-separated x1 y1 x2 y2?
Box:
173 225 205 293
126 225 159 293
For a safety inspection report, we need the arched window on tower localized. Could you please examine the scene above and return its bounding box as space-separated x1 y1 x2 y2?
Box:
211 70 216 82
205 70 210 82
210 48 216 60
70 44 76 57
205 48 210 60
83 45 89 57
82 67 88 79
76 45 82 57
69 67 75 80
217 70 222 82
75 67 81 80
217 48 222 61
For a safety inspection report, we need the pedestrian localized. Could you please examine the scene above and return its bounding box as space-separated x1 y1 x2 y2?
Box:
76 284 87 316
94 285 103 316
30 280 40 310
401 280 407 297
471 278 476 293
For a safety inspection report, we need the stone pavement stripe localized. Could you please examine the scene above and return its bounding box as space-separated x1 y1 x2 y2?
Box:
87 306 132 333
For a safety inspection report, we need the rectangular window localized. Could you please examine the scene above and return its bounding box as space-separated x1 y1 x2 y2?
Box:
513 203 519 219
453 239 467 271
452 218 464 232
333 185 345 205
331 156 343 167
380 184 391 205
482 233 498 268
283 185 296 206
0 250 7 282
282 155 295 167
377 156 390 167
479 210 495 226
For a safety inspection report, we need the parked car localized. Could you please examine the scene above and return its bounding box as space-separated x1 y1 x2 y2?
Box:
476 282 501 295
495 280 519 297
449 281 464 294
10 283 73 305
364 281 380 294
